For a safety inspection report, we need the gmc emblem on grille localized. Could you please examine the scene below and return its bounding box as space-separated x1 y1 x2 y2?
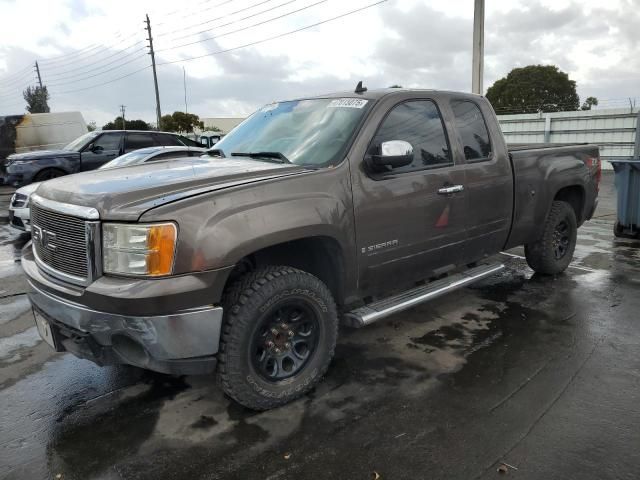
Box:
33 226 57 252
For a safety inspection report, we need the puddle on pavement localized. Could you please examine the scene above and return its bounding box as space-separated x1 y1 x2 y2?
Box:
1 220 634 479
0 223 30 265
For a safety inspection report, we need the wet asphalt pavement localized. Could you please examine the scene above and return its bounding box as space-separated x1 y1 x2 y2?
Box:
2 173 640 480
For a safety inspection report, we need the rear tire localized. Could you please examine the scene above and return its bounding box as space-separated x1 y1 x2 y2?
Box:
524 201 577 275
218 266 338 410
33 168 65 182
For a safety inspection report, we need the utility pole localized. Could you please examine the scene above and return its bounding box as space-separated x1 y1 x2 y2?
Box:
145 14 162 131
120 105 126 130
471 0 485 95
34 61 43 88
183 66 188 114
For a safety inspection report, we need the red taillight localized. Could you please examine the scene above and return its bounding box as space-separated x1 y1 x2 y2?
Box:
586 155 602 192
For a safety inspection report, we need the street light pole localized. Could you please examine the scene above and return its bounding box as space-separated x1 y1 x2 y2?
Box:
472 0 485 95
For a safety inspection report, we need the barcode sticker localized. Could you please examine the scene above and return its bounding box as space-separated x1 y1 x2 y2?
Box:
327 98 369 109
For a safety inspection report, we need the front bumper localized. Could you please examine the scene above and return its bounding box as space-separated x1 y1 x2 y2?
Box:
9 205 31 232
1 172 27 188
23 246 228 375
28 280 223 375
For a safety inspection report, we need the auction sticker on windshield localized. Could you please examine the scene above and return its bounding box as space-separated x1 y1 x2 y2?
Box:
328 98 368 109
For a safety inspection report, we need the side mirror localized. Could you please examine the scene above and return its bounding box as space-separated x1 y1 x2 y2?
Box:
90 144 104 153
369 140 413 169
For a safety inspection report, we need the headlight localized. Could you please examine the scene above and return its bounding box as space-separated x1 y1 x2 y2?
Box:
102 223 177 276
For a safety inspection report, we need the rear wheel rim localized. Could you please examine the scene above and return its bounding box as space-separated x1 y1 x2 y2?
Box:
250 299 320 381
552 219 571 259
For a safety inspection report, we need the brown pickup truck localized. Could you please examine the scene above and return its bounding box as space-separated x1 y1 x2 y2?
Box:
23 87 601 409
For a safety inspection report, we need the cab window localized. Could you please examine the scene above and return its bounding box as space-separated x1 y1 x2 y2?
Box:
450 101 492 161
124 133 156 152
372 100 452 173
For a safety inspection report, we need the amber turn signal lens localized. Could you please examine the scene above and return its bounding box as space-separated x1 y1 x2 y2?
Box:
146 224 177 276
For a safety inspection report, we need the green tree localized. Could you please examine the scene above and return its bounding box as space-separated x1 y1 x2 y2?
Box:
23 85 50 113
486 65 580 114
102 117 151 130
581 96 599 110
87 121 97 132
160 111 204 132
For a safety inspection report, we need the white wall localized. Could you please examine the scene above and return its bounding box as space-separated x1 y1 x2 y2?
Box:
498 108 639 170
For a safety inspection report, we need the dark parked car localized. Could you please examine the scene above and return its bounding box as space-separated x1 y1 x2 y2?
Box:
1 130 200 187
23 87 600 410
8 146 207 232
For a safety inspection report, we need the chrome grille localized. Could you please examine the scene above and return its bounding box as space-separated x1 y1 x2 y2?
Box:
31 203 89 280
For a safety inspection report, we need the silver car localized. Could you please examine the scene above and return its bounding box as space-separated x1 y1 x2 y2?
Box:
8 146 207 232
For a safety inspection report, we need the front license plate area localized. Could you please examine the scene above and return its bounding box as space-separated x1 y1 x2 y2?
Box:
34 309 61 351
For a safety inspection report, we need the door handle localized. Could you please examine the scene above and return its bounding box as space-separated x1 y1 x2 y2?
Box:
438 185 464 194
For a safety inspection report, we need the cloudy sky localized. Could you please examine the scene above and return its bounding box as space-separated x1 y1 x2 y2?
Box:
0 0 638 126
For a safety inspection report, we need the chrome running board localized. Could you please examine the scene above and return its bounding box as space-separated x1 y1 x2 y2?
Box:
344 263 504 327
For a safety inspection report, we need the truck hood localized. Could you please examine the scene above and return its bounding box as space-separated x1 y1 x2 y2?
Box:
8 149 79 161
35 157 309 220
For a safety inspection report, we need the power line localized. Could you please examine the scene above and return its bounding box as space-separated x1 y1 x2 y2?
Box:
3 0 388 100
42 43 146 77
155 0 319 52
155 0 389 67
47 65 150 95
0 69 37 88
154 0 236 29
38 29 143 66
156 0 283 40
0 0 234 82
0 64 35 83
43 51 148 86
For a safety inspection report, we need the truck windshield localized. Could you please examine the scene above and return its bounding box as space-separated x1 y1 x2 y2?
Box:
212 98 370 167
63 131 100 151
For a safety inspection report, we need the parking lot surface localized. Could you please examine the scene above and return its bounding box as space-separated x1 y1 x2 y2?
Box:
1 173 639 480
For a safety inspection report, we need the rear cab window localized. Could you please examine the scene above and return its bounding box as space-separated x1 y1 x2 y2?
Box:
124 132 156 152
177 135 200 147
450 101 492 161
154 134 183 147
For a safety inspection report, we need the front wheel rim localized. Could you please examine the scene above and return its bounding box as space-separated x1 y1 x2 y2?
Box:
552 219 571 259
250 299 320 381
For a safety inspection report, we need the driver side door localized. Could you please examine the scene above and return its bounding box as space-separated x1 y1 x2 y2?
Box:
80 132 123 171
351 99 467 296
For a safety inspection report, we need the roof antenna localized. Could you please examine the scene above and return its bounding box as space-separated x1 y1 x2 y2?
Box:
354 80 367 94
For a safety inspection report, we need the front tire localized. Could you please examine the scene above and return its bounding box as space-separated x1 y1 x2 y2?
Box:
218 266 338 410
524 200 577 275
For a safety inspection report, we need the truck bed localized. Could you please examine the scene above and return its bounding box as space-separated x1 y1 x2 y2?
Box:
504 142 600 250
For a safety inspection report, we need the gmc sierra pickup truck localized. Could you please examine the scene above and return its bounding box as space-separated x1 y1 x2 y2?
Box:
23 87 600 410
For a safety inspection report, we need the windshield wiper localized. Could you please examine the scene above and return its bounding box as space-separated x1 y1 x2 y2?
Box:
230 151 291 164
